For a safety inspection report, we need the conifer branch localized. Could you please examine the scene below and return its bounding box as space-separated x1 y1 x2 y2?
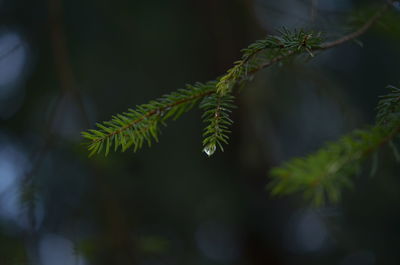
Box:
216 29 323 95
82 82 216 156
245 1 393 76
269 86 400 206
83 2 393 156
200 93 235 156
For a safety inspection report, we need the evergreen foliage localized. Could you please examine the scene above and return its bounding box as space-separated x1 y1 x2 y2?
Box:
82 81 216 156
216 29 323 95
82 29 323 156
200 93 235 156
82 1 398 206
269 86 400 206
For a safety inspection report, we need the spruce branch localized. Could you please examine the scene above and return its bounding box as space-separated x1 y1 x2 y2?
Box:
269 86 400 206
82 82 216 156
229 1 393 80
216 29 323 96
83 2 393 156
200 93 235 156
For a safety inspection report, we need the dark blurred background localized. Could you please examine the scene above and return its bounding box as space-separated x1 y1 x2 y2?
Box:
0 0 400 264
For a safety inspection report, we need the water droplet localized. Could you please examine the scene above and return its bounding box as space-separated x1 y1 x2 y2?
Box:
203 144 216 157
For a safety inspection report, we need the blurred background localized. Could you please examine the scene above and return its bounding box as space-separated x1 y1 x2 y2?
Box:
0 0 400 264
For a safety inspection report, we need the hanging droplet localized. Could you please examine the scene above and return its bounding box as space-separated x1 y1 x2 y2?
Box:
203 144 216 157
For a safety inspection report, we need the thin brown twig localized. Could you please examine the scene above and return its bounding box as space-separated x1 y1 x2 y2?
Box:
248 1 392 76
320 1 391 49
